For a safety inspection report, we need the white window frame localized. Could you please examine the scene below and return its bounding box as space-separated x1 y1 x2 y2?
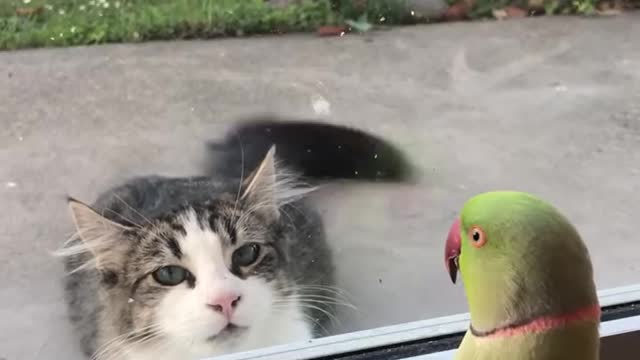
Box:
206 284 640 360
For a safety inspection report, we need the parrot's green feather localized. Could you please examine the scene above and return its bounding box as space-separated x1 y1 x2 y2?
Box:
455 321 599 360
455 191 599 360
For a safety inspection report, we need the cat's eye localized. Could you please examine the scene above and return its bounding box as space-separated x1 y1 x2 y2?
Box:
152 265 189 286
233 243 261 267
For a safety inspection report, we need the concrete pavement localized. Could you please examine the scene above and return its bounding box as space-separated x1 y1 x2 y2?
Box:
1 14 640 360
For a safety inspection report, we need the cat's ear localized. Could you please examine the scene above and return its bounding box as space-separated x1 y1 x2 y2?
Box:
67 198 132 269
241 146 279 220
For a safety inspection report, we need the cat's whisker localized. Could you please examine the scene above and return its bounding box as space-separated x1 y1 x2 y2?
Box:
275 293 353 307
271 307 331 336
93 323 168 360
234 170 315 228
108 195 183 250
102 318 240 359
283 283 352 296
279 288 351 300
100 210 144 231
271 303 338 333
279 202 312 226
275 285 357 320
111 193 155 228
275 299 342 327
276 297 358 311
96 321 209 360
230 136 246 231
93 317 211 360
300 307 342 328
278 285 354 306
276 204 297 226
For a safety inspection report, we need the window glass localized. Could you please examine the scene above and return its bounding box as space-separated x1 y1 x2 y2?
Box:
1 2 638 360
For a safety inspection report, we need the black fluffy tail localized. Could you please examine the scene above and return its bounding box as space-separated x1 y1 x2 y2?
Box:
205 116 415 183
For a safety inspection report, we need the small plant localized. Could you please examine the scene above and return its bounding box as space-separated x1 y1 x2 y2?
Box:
345 13 373 32
0 0 339 50
572 0 597 14
544 0 562 14
542 0 598 14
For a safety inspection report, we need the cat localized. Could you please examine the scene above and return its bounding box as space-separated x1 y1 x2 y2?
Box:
57 116 414 360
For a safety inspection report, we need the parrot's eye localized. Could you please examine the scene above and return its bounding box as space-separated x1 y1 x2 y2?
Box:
469 226 487 248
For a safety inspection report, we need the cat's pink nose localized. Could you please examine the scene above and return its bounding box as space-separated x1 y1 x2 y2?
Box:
207 293 241 320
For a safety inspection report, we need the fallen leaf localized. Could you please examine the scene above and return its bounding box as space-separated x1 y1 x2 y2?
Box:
464 0 477 8
596 8 623 15
528 0 545 9
492 8 508 20
317 26 348 37
16 6 43 16
493 6 528 19
445 1 470 21
596 0 624 14
353 0 369 11
505 6 528 17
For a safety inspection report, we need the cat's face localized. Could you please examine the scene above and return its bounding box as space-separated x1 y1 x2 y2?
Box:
65 147 315 357
115 200 291 354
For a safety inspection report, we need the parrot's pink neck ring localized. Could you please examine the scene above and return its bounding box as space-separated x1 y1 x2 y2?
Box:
470 303 601 339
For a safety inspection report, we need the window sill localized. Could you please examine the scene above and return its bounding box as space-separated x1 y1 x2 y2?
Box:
209 284 640 360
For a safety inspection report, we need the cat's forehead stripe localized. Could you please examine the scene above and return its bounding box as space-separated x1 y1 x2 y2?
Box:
163 236 182 259
176 208 230 281
178 208 226 253
168 221 187 236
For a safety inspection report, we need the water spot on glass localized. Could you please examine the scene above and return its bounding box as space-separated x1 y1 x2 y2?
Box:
311 94 331 116
6 182 17 188
553 83 568 92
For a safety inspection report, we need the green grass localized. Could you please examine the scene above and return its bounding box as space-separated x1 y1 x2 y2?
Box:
0 0 420 50
1 0 637 50
467 0 600 18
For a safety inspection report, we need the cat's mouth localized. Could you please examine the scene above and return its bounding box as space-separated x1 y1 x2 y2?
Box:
206 324 248 342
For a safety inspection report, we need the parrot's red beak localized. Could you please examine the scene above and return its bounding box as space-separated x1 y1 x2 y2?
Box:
445 218 462 284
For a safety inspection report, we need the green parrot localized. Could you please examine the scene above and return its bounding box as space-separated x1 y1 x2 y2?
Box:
445 191 601 360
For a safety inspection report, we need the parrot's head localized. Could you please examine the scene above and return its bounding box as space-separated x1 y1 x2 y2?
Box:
445 191 598 332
